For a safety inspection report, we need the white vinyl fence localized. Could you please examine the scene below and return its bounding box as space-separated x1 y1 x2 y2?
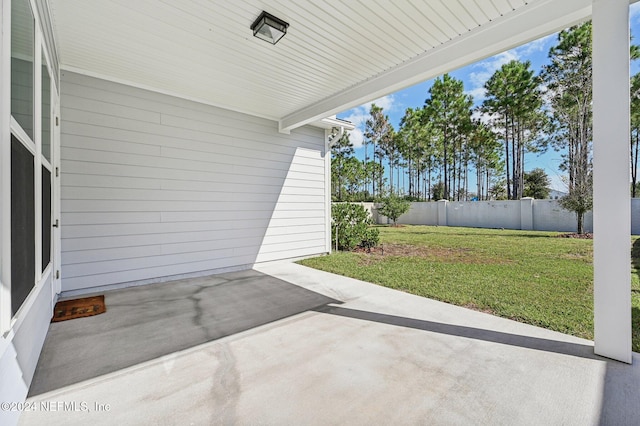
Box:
355 198 640 235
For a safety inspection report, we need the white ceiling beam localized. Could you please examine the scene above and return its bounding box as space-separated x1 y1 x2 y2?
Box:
279 0 592 133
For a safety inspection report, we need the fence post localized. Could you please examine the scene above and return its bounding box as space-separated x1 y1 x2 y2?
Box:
437 199 448 226
520 197 534 230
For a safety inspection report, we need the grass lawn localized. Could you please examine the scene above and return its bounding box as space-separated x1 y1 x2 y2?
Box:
299 225 640 352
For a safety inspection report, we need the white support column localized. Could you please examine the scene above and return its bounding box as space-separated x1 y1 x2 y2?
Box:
592 0 632 363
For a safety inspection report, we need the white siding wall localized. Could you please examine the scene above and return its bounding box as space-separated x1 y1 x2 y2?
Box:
60 72 328 293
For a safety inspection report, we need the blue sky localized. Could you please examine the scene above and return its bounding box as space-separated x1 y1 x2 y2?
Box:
337 4 640 192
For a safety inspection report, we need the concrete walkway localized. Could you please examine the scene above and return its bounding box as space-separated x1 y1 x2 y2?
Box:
20 261 640 425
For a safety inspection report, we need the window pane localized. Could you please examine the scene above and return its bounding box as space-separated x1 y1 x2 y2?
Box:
11 0 35 140
42 167 52 272
11 135 35 316
42 53 52 162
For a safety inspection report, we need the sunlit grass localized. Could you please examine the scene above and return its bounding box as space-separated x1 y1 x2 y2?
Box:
299 225 639 352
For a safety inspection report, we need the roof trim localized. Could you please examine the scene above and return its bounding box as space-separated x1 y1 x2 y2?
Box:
279 0 593 133
309 117 355 131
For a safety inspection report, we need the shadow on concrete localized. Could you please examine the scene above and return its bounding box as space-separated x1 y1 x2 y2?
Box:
318 305 640 423
29 270 340 397
598 239 640 424
315 305 598 359
600 238 640 426
599 351 640 425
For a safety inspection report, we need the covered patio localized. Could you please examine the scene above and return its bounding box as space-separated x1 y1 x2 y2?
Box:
19 262 640 425
1 1 638 424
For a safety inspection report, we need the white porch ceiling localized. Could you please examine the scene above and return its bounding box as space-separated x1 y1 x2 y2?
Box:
49 0 596 131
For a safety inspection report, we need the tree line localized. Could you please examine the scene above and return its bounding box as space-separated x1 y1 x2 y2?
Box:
332 22 640 232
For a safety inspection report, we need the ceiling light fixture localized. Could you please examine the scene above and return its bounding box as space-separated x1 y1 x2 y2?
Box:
251 11 289 45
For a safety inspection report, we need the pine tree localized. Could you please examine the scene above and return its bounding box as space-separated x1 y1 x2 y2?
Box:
542 23 592 233
330 132 355 201
523 168 551 199
468 120 503 200
398 107 432 199
364 104 393 199
483 60 545 200
424 74 473 200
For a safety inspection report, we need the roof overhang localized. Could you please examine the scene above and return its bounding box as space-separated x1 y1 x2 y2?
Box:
48 0 626 134
280 0 594 132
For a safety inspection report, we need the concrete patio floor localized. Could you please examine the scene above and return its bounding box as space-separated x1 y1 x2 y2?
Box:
20 261 640 425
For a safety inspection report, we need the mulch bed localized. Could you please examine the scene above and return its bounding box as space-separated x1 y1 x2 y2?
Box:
556 233 593 239
353 245 385 254
353 244 461 257
351 243 507 265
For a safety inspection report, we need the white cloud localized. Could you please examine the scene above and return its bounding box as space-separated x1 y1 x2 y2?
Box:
471 109 494 125
518 34 555 57
466 50 519 102
341 95 396 148
372 95 395 112
465 87 487 102
469 51 519 89
342 110 367 128
347 128 365 149
465 33 556 103
342 110 368 149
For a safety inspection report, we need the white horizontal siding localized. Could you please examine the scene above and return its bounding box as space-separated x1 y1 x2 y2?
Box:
60 71 328 292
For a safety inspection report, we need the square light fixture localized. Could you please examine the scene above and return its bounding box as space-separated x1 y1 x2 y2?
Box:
251 11 289 45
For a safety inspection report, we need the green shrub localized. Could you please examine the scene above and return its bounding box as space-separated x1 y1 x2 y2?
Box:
332 203 380 251
377 194 411 225
361 228 380 249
